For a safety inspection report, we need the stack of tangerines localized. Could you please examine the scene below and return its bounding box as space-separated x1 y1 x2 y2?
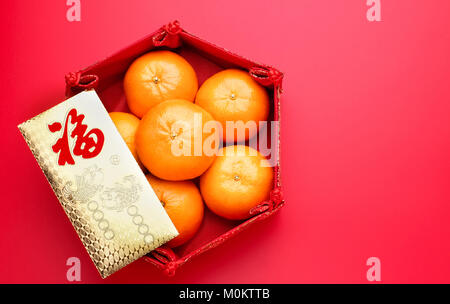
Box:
109 50 273 248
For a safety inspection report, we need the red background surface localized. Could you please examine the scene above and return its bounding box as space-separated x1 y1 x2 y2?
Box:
2 0 450 283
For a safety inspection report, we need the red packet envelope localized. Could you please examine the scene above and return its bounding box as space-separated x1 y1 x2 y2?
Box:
18 90 178 278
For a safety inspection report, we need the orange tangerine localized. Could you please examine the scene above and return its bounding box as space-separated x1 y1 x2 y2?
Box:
136 99 218 181
124 51 198 118
109 112 144 170
200 145 273 220
146 175 204 248
195 69 269 142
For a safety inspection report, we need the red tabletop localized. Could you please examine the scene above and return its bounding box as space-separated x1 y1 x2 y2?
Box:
2 0 450 283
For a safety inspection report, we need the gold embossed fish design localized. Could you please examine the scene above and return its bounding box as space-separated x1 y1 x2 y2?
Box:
62 165 104 203
100 175 142 212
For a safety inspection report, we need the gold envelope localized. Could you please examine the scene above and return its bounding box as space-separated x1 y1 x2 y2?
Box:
18 90 178 278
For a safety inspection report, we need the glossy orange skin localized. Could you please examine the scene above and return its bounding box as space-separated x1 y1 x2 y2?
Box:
146 175 204 248
124 51 198 118
136 99 218 181
109 112 145 170
200 145 273 220
195 69 269 143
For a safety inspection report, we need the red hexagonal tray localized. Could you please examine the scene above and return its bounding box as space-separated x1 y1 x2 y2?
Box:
65 21 285 276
